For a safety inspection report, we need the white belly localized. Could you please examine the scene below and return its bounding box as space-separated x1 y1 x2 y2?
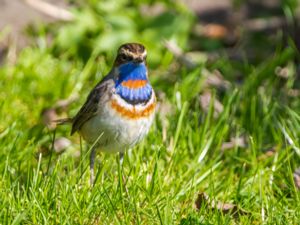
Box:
79 92 156 153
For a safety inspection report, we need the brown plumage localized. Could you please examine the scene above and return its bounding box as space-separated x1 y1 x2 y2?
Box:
71 78 115 135
71 43 147 135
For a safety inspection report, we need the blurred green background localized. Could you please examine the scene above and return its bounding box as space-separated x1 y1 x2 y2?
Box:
1 0 300 224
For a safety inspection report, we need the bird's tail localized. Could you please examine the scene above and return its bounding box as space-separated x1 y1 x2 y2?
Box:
53 118 72 125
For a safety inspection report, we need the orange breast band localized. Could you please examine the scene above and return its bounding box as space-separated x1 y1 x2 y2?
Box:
121 80 147 89
111 98 156 119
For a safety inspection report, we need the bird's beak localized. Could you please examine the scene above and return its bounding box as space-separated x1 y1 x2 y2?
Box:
134 57 144 64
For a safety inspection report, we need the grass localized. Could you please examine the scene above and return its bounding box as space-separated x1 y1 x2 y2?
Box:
1 0 300 224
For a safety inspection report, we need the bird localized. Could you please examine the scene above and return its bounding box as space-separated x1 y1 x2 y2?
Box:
64 43 156 185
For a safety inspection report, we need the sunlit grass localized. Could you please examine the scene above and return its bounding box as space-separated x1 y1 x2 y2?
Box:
1 1 300 224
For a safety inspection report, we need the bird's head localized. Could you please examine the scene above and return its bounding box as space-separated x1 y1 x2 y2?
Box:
114 43 147 67
113 43 149 84
113 43 152 104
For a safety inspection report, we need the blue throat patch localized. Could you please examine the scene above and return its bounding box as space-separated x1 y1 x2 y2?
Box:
115 62 152 105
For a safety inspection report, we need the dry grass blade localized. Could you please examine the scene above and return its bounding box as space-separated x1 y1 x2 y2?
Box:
54 137 71 154
54 94 79 110
163 40 197 69
41 108 58 129
287 89 300 97
164 40 231 92
202 69 230 91
199 91 223 118
258 147 276 160
244 16 286 32
221 136 247 151
195 192 250 217
156 91 174 142
24 0 75 21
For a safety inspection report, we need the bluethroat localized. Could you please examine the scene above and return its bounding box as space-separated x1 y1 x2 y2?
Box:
67 43 156 185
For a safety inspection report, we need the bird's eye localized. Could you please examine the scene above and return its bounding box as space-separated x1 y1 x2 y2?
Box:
119 54 134 62
120 54 127 61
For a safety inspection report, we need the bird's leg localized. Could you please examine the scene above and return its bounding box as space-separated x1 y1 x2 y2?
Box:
118 152 129 194
90 147 96 186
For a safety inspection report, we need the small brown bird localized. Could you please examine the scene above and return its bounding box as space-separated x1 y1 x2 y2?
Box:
63 43 156 185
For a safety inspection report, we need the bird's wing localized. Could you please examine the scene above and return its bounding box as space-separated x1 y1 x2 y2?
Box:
71 78 115 135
